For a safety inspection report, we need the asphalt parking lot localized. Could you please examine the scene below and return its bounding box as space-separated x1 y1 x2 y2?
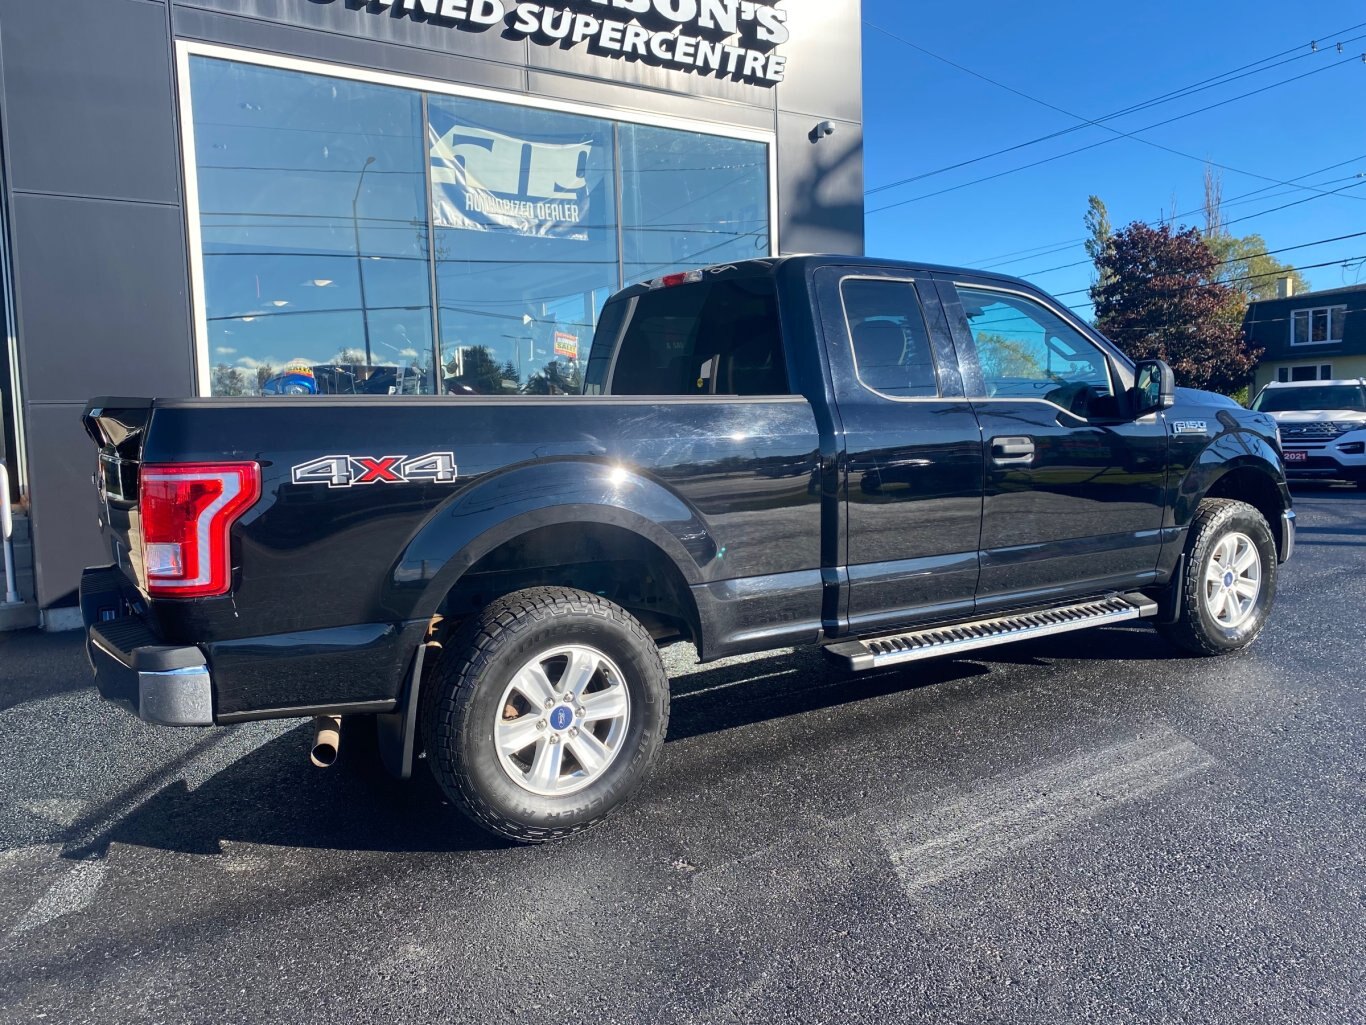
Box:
1 488 1362 1025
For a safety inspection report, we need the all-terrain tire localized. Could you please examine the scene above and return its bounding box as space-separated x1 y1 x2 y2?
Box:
1157 498 1278 657
421 587 670 843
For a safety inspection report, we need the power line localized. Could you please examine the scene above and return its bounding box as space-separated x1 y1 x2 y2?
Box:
968 154 1366 268
866 53 1364 216
865 22 1366 197
1053 254 1366 304
1021 228 1366 280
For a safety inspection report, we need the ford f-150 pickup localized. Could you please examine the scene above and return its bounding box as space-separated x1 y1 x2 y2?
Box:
80 256 1295 842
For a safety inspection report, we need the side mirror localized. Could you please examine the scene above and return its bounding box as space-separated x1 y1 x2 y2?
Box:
1133 359 1176 416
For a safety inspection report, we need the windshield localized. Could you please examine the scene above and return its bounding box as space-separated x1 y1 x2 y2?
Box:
1252 385 1366 413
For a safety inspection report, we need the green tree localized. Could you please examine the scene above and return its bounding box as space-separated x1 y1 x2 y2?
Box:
1093 221 1261 395
1202 165 1308 301
1084 194 1115 300
975 332 1043 380
445 345 508 393
212 364 247 396
1205 233 1310 302
524 359 583 395
501 360 522 390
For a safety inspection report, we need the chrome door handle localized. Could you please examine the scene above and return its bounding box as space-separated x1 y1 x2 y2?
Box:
992 436 1035 464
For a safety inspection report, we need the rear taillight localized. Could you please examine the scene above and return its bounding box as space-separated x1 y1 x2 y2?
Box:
139 463 261 598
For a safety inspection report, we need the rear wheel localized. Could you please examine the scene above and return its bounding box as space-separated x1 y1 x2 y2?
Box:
422 587 669 843
1158 499 1278 656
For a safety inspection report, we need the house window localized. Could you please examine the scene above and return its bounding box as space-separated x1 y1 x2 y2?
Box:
1280 364 1334 383
1290 305 1347 346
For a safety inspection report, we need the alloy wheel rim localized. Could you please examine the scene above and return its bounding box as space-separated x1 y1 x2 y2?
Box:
1203 532 1262 629
493 645 631 797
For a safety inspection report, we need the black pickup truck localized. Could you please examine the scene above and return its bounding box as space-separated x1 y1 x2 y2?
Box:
81 256 1294 842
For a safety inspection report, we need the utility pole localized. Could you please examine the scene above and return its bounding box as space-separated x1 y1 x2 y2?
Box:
352 156 376 371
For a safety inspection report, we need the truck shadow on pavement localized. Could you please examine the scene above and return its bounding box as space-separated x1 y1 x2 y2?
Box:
79 624 1185 858
0 630 92 714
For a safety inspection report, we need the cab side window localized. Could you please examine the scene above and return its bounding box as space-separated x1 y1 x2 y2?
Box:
957 286 1115 416
842 278 940 399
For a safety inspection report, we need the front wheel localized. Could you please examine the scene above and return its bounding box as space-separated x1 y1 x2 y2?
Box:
1158 498 1278 656
422 587 670 843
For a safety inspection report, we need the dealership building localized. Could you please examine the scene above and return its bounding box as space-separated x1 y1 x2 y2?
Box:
0 0 865 628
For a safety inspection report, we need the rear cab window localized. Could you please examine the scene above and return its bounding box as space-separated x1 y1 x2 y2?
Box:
585 272 789 397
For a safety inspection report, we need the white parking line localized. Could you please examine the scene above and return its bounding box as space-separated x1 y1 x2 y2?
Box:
9 860 108 936
884 731 1214 895
4 719 291 939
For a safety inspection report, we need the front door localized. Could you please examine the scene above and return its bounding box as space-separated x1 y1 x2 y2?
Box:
936 278 1168 609
815 268 985 635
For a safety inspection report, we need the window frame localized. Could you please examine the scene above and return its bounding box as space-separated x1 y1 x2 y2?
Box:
175 41 778 398
949 281 1120 418
1290 304 1348 347
837 275 947 403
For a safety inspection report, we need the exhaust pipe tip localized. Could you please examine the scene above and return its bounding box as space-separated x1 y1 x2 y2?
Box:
309 715 342 769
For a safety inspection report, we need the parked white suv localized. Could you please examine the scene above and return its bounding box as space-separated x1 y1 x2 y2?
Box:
1251 379 1366 488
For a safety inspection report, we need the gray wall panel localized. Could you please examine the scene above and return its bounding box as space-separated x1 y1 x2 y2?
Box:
775 0 863 124
175 0 528 66
524 70 773 133
0 0 181 204
172 6 528 94
777 114 864 257
11 194 194 403
23 402 104 606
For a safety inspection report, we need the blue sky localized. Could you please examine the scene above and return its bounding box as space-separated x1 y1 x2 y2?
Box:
861 0 1366 317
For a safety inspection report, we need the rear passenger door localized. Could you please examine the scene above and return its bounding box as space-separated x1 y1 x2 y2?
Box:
815 268 985 636
935 277 1168 609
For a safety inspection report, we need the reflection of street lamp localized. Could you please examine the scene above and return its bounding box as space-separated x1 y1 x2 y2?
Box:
352 156 376 369
502 334 534 376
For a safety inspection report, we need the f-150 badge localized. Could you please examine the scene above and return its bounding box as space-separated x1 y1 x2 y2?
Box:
291 453 459 489
1171 421 1209 436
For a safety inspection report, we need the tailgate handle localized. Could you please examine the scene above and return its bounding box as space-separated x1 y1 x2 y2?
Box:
992 436 1035 464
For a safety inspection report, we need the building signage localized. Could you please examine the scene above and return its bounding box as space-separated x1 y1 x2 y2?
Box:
335 0 791 84
429 108 604 239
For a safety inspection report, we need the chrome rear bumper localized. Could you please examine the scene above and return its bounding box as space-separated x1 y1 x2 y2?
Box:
81 566 215 727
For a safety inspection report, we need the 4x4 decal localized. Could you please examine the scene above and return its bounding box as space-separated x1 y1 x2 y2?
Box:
291 452 459 489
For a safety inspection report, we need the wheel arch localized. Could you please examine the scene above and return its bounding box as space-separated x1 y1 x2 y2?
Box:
385 460 714 643
1175 431 1292 561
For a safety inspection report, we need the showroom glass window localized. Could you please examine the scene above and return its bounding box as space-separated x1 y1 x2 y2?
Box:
619 125 770 287
187 55 772 398
189 58 434 396
429 96 617 396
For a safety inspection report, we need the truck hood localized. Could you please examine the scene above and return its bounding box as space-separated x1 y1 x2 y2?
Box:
1265 409 1366 424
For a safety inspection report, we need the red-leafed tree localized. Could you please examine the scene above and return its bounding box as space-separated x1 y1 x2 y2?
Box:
1092 221 1260 395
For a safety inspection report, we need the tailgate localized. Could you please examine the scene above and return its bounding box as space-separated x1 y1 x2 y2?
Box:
82 397 154 580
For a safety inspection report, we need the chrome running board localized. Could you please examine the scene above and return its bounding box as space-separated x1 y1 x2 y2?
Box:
825 593 1159 672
